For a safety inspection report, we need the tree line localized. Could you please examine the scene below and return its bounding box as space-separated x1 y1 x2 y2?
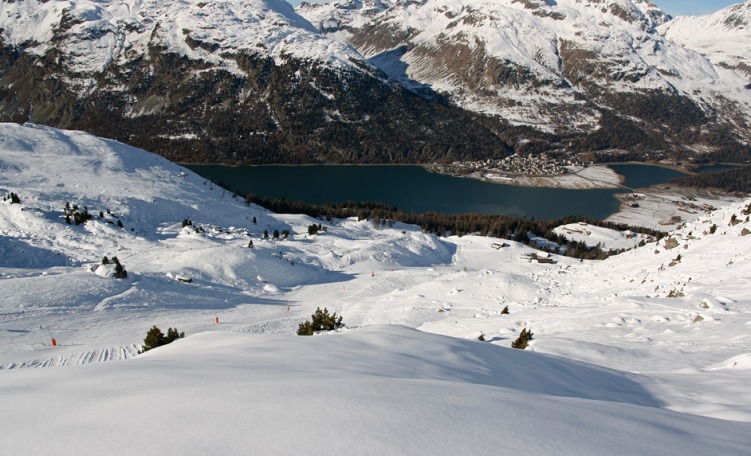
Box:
226 189 666 261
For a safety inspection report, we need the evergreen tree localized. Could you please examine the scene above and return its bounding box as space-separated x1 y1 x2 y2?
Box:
297 307 344 335
141 326 184 353
166 327 185 343
142 326 166 352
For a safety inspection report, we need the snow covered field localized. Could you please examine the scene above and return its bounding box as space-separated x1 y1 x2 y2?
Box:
2 123 750 453
466 164 624 189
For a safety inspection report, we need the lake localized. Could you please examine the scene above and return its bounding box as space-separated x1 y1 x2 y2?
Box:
608 164 686 190
185 164 685 220
696 164 740 174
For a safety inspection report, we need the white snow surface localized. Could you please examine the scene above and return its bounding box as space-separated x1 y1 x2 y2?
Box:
2 123 751 452
0 0 367 91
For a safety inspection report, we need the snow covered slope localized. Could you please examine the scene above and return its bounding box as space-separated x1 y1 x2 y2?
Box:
2 123 751 451
0 0 362 90
660 0 751 81
2 325 751 455
299 0 751 144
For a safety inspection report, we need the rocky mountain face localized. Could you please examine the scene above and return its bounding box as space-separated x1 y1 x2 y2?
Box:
1 0 750 165
299 0 751 162
660 1 751 82
0 0 509 164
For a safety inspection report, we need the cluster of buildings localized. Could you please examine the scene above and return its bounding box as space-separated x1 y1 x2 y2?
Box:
429 153 587 178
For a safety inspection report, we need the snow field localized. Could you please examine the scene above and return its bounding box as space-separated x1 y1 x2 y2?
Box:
1 123 751 453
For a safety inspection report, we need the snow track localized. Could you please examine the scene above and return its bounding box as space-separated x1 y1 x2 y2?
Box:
1 345 140 369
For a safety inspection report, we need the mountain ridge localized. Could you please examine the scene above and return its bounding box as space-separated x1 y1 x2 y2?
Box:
0 0 749 164
298 0 751 160
0 0 510 164
660 0 751 82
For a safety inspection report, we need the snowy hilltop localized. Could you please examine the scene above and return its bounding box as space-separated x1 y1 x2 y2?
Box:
660 0 751 82
0 0 363 89
1 123 751 453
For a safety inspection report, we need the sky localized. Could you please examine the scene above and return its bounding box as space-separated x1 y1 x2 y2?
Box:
654 0 741 16
289 0 743 17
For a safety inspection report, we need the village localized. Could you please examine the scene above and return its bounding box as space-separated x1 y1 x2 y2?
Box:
426 152 589 180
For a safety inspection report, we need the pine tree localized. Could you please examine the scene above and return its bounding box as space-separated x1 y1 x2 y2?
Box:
297 307 344 335
166 327 185 343
142 326 166 352
141 326 184 353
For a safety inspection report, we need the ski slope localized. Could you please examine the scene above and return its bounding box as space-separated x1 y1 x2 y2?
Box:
1 123 751 453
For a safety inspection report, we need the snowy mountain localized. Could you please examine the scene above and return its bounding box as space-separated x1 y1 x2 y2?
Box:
0 0 507 164
660 1 751 82
1 1 750 164
298 0 751 156
2 122 751 452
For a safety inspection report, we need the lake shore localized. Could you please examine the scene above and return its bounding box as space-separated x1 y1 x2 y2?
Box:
606 186 744 231
437 165 625 189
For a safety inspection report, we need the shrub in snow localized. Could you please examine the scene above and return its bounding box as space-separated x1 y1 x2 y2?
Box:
273 229 280 239
511 328 534 350
140 326 185 353
297 307 344 336
263 230 269 239
64 202 92 225
478 334 486 341
4 192 21 204
307 224 326 236
112 256 127 279
501 305 510 315
182 218 192 227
